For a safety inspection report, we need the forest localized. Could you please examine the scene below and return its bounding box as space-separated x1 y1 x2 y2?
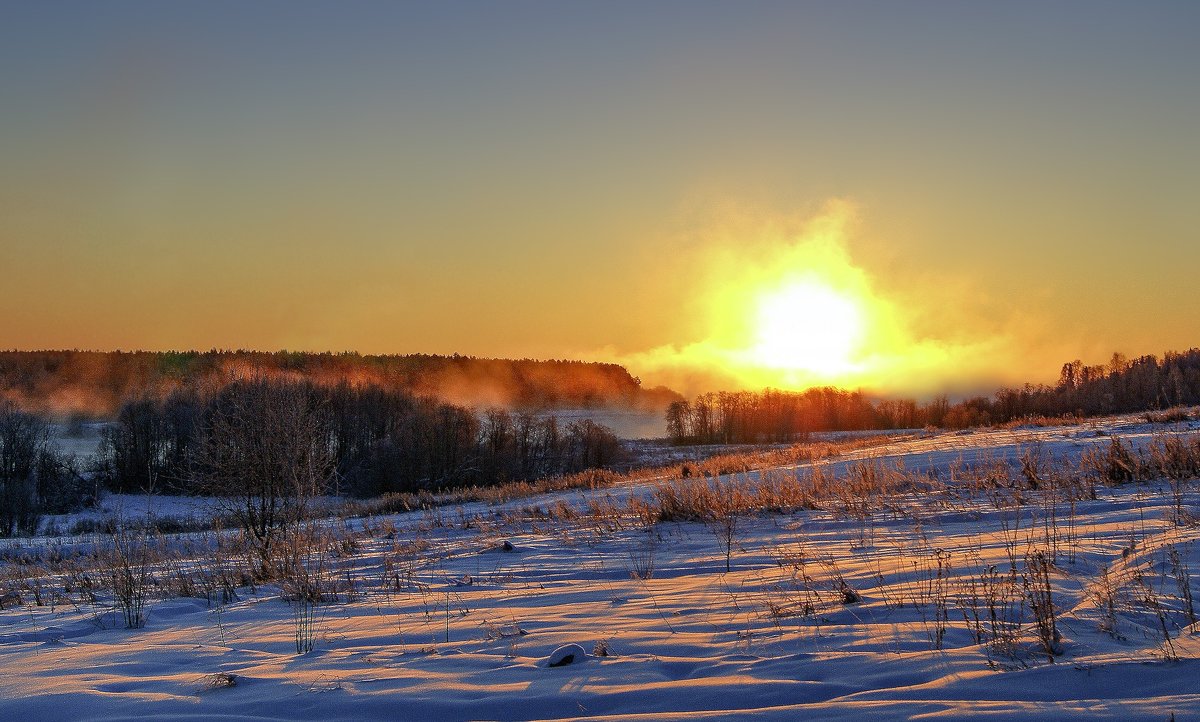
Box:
0 378 624 537
97 379 623 498
7 347 1200 533
665 349 1200 444
0 349 678 417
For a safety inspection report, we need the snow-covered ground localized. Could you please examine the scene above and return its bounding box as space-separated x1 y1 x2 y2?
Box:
551 408 666 440
3 414 1200 720
46 421 108 462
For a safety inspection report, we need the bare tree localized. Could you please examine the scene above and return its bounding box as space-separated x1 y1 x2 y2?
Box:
192 379 333 577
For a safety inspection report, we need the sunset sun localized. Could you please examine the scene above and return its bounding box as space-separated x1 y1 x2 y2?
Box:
749 279 865 377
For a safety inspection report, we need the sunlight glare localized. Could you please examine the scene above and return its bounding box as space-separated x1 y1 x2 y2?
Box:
750 280 865 376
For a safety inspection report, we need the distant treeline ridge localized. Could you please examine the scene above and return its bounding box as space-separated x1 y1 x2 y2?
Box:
0 349 680 417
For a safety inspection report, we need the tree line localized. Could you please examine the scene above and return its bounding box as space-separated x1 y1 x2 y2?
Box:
665 387 939 445
667 349 1200 444
0 349 679 418
947 349 1200 427
98 377 624 500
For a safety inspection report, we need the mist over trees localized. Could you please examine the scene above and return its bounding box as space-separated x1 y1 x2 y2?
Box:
0 350 680 419
666 349 1200 445
97 379 625 499
15 347 1200 499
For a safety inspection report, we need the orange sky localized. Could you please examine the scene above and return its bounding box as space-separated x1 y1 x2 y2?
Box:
3 3 1197 397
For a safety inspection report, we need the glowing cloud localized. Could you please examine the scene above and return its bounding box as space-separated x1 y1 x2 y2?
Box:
603 200 1044 397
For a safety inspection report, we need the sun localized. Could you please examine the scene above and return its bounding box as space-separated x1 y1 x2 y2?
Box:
748 279 865 376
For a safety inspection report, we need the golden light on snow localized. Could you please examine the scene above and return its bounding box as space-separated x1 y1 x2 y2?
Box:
748 279 865 376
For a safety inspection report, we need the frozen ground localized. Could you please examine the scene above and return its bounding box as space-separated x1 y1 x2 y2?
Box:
2 414 1200 720
551 408 666 440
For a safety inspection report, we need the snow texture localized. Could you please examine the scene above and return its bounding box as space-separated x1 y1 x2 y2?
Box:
2 412 1200 720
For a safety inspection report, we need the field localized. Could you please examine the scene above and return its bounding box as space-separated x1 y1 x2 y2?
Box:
2 415 1200 720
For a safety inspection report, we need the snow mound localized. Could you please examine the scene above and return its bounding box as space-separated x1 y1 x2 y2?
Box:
546 643 588 667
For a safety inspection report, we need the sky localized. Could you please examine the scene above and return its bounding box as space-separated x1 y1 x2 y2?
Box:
2 1 1197 397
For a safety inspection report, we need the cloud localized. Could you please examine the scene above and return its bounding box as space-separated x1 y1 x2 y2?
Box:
598 199 1065 398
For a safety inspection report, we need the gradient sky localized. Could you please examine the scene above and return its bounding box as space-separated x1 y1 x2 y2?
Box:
2 1 1197 395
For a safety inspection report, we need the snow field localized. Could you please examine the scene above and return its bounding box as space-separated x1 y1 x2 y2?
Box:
2 415 1200 720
